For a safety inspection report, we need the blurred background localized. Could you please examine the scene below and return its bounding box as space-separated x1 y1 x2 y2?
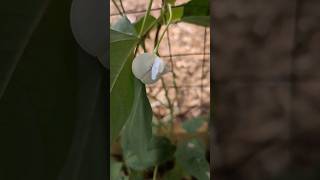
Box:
111 0 210 143
212 0 320 179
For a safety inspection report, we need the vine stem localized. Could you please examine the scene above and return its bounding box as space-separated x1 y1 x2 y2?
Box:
153 3 172 54
152 2 175 138
111 0 123 16
153 166 158 180
166 28 180 111
139 0 154 37
160 77 175 138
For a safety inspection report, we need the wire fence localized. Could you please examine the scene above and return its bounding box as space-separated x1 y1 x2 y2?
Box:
111 0 210 123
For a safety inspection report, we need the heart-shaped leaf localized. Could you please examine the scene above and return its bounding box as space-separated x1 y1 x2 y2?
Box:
110 17 139 144
121 79 153 159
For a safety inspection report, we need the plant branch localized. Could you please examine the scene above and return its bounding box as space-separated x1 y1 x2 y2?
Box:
154 24 162 50
166 28 180 111
200 27 207 111
153 166 159 180
152 6 175 137
139 0 154 37
153 3 172 53
160 77 174 137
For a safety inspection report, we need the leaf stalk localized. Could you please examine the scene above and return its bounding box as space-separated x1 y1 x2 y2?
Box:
139 0 154 37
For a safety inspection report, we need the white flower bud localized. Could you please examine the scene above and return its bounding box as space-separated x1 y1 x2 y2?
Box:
132 53 168 84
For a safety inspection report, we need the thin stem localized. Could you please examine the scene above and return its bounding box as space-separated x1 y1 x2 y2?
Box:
153 166 159 180
111 0 123 16
141 40 147 52
154 24 162 50
166 28 180 111
110 4 183 16
153 3 172 54
160 77 174 138
151 23 172 136
152 2 175 138
139 0 154 37
200 27 207 112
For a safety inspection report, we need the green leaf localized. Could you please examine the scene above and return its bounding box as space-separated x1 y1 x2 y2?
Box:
175 139 210 180
111 159 123 180
134 15 158 36
170 6 184 22
123 136 176 171
182 16 209 26
121 79 153 159
129 171 144 180
164 164 186 180
110 30 137 43
110 16 138 89
112 16 137 36
182 116 206 133
110 16 139 144
179 0 210 26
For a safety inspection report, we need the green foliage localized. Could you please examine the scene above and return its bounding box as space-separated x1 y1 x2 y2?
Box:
110 17 139 144
182 0 210 26
182 116 207 133
167 0 210 26
170 6 184 22
110 0 210 178
134 15 158 36
111 159 125 180
164 164 186 180
129 171 145 180
121 79 153 160
175 139 210 180
123 136 176 171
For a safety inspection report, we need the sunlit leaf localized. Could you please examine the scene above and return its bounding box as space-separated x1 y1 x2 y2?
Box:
134 15 158 36
170 6 184 22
